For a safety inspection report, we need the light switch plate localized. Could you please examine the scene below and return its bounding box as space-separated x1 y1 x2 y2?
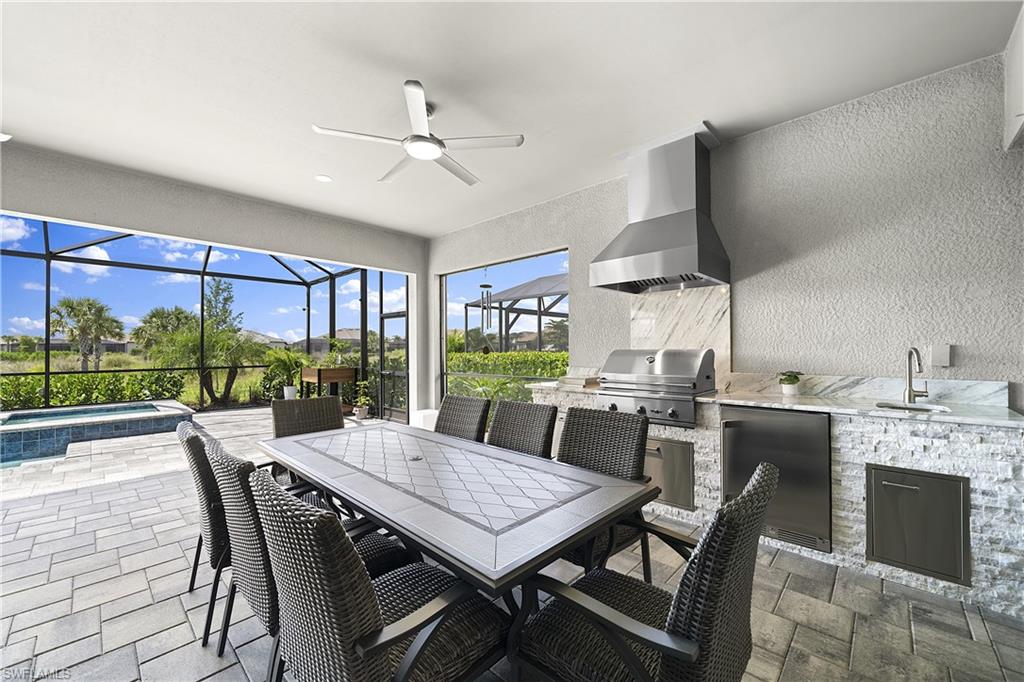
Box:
929 344 951 367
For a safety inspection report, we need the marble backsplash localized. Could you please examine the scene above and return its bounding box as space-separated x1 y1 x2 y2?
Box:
630 285 731 379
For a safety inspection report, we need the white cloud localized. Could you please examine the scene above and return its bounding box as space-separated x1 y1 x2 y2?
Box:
52 245 112 278
139 237 195 251
382 286 406 309
271 305 308 315
560 259 570 271
163 251 189 262
8 316 45 332
280 329 305 343
192 249 239 264
312 289 330 299
263 330 283 339
446 301 470 317
1 217 34 248
120 315 141 327
157 273 200 285
337 279 361 295
340 297 362 312
22 282 57 292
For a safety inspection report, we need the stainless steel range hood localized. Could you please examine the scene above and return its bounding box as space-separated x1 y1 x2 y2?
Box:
590 132 730 294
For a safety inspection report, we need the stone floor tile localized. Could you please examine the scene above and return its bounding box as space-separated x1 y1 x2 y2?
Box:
779 645 865 681
102 598 188 652
224 615 268 650
986 619 1024 649
835 567 882 593
963 605 991 645
996 641 1024 674
790 624 850 669
139 638 238 681
1 573 51 596
1 556 52 584
786 572 833 602
72 571 149 612
32 633 101 679
776 588 854 642
134 622 196 664
50 542 99 564
772 549 838 587
94 527 155 553
744 645 785 681
850 628 948 681
912 618 1004 680
99 589 154 621
1 579 73 618
73 564 124 590
48 548 119 582
202 664 250 682
0 617 10 647
234 633 277 682
0 635 36 668
119 544 184 574
8 600 72 635
751 606 796 656
63 643 139 682
884 580 963 611
853 612 912 653
144 557 190 582
9 607 99 654
29 532 94 559
832 579 909 629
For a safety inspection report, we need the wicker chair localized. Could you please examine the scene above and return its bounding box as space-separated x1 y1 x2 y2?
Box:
206 442 418 678
486 400 558 458
509 462 780 682
271 396 352 514
176 422 232 647
434 395 490 443
556 408 653 578
249 469 510 682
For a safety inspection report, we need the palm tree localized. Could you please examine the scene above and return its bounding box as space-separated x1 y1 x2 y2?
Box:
150 327 264 405
51 298 125 371
131 306 197 351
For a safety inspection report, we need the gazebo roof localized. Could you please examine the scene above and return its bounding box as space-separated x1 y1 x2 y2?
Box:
466 273 568 306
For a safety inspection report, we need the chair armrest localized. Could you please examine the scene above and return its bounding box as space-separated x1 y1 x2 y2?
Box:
354 583 478 657
619 518 696 560
528 574 699 662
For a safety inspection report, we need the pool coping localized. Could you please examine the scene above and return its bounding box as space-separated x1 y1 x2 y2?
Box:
0 400 194 433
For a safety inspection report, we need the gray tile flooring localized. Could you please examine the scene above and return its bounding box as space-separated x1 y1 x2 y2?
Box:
1 407 1021 681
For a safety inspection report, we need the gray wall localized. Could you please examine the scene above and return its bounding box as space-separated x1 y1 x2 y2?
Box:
427 180 632 403
713 55 1023 410
428 55 1023 411
0 144 433 411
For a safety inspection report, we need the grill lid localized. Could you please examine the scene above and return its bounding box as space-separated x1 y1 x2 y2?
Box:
599 348 715 391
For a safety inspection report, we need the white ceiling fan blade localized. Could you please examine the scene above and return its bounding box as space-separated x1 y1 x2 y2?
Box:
443 134 525 150
378 155 415 183
311 124 401 146
403 80 430 136
435 153 480 186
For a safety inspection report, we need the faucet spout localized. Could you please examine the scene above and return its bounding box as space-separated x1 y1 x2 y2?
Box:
903 347 928 404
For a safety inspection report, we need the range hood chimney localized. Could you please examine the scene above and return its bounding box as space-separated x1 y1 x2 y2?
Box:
590 131 730 294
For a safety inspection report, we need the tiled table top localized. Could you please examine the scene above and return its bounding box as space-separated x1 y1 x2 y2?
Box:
259 422 659 593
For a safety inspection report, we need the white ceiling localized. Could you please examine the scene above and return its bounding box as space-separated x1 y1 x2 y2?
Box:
2 2 1019 238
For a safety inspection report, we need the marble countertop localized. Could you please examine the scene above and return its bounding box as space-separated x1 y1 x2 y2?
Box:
528 382 1024 429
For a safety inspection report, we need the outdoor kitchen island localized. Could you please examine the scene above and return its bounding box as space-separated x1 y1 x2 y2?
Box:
530 379 1024 620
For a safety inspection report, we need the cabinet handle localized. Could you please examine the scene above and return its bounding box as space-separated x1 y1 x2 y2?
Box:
881 480 920 492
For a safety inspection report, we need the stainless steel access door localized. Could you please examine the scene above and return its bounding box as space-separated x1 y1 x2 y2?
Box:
721 405 832 552
646 438 695 510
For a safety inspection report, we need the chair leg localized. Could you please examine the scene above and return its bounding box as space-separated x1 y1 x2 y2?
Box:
188 535 203 592
582 537 595 574
640 533 653 584
202 547 229 647
264 632 281 682
216 579 237 656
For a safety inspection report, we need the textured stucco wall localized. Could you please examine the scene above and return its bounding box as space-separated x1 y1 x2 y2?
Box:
712 55 1024 411
427 179 633 403
0 144 433 411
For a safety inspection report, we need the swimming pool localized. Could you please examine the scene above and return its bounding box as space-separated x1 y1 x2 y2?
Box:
1 403 158 425
0 400 192 463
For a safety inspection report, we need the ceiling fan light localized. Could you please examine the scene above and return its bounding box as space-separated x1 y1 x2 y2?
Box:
405 138 443 161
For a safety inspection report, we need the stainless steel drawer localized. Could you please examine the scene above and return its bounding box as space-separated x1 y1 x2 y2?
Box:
646 438 695 510
866 464 970 585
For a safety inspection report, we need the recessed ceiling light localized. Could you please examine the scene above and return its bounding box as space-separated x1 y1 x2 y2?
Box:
0 133 12 143
314 174 333 183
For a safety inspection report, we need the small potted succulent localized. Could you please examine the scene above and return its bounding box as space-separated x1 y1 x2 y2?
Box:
777 370 804 396
353 380 373 419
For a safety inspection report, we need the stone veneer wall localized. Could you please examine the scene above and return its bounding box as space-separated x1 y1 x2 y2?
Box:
532 386 1024 618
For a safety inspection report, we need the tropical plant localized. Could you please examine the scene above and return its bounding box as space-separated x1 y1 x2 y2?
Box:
17 335 38 353
131 306 198 350
264 348 309 387
354 380 373 408
204 278 242 333
0 371 185 410
50 297 125 371
151 327 264 405
542 318 569 350
777 370 804 385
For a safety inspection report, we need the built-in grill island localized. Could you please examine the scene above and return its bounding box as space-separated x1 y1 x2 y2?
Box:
595 348 716 429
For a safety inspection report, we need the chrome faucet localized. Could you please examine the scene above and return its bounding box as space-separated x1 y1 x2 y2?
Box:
903 347 929 404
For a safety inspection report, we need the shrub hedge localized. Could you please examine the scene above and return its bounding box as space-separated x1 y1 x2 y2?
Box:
0 371 187 410
445 351 567 378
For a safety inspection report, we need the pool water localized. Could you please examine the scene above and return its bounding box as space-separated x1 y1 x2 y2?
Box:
2 403 159 425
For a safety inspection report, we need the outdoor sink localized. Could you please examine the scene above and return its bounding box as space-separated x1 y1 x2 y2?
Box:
874 401 952 413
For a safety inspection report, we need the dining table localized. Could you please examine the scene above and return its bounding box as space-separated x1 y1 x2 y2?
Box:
256 420 661 599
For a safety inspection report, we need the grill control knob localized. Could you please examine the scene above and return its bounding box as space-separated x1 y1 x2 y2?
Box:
608 403 618 412
667 408 678 418
636 405 647 415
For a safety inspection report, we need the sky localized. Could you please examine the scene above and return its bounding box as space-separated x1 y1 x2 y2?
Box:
444 250 569 336
0 214 406 343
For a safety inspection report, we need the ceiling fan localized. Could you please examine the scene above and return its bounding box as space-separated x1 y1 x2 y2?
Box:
312 80 524 186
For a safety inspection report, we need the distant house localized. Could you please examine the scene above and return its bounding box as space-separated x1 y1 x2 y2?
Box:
240 329 289 349
509 332 538 350
288 329 362 359
37 337 134 353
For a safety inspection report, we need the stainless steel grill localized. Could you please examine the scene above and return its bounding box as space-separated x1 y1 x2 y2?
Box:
595 348 716 428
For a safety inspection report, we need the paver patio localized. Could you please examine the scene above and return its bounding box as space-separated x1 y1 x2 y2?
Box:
1 407 1021 681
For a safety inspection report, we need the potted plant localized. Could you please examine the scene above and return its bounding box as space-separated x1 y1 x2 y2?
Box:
266 348 308 400
777 370 804 396
354 380 373 419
